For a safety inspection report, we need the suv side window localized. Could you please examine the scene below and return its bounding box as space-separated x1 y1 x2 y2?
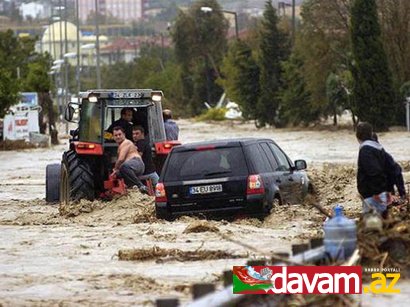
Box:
268 143 291 171
260 142 279 171
247 144 273 173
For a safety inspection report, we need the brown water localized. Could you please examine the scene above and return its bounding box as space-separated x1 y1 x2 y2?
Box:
0 119 409 306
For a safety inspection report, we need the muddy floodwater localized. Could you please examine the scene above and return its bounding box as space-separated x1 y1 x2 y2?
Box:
0 120 410 306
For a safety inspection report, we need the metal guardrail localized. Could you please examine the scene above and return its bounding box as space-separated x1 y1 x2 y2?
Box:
155 238 326 307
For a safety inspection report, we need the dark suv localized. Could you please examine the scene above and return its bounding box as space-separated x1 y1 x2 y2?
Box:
155 138 309 220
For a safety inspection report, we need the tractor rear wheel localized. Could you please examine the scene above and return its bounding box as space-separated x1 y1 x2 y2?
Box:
60 150 95 206
46 163 61 203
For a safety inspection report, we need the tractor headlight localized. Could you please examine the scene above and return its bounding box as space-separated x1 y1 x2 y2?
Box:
88 95 98 103
152 94 162 102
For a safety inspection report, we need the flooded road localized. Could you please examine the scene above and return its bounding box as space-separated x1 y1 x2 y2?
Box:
0 119 409 306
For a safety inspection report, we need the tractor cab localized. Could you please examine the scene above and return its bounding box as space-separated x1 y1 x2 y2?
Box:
69 90 167 170
46 89 180 204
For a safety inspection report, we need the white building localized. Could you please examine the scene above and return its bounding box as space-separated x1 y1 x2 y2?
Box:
20 2 48 20
38 21 109 66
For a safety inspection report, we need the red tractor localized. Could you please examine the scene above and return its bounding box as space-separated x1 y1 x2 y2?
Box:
45 89 180 204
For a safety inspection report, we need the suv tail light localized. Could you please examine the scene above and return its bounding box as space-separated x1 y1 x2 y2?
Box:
247 175 265 195
195 145 215 151
155 183 167 202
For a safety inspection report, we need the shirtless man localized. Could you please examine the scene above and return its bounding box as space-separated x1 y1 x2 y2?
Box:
112 126 148 193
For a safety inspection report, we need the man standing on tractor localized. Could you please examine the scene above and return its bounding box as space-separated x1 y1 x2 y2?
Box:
132 125 160 187
108 107 134 140
112 126 149 194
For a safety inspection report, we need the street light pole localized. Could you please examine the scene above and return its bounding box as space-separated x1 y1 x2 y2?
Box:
223 10 238 40
51 16 59 59
76 0 81 95
95 0 101 88
47 23 52 55
200 7 239 40
58 0 63 59
406 97 410 132
64 0 69 133
292 0 296 43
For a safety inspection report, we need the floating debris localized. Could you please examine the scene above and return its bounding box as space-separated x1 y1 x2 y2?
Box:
118 246 247 262
183 220 220 233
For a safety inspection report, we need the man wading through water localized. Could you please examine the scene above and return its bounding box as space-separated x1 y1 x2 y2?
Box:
356 122 391 217
112 126 149 194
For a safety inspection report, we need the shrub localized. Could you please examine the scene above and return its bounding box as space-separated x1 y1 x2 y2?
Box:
196 108 227 121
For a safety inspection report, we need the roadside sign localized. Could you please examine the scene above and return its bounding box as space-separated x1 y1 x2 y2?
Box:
20 92 38 107
2 92 40 141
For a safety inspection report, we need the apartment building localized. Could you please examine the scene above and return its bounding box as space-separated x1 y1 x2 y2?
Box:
79 0 146 22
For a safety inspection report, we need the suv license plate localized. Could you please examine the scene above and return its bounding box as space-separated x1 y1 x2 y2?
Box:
190 184 223 195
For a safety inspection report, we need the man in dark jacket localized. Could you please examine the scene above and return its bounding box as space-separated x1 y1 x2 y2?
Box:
107 108 134 140
132 125 159 186
356 122 391 214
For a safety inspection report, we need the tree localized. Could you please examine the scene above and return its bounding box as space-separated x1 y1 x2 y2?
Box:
350 0 396 130
101 61 136 89
0 29 58 143
256 1 290 127
279 53 317 126
0 30 35 118
326 73 349 126
296 0 351 122
0 30 36 79
400 81 410 99
378 0 410 89
172 0 229 115
219 40 260 120
22 53 59 144
0 69 20 118
142 62 184 115
377 0 410 123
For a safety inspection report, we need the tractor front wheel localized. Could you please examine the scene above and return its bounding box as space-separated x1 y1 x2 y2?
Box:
60 150 95 206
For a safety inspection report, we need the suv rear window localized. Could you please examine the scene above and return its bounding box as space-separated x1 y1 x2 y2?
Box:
164 147 248 181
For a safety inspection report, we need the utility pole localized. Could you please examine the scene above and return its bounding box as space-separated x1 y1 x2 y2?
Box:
292 0 296 43
406 97 410 132
95 0 101 88
64 0 69 134
51 10 57 59
76 0 81 95
58 0 64 118
200 7 238 40
59 0 63 59
232 10 239 40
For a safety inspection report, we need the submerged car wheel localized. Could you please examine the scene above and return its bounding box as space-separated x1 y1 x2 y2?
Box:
155 206 172 221
264 195 281 215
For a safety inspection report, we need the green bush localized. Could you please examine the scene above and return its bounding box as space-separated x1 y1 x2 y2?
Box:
196 107 227 121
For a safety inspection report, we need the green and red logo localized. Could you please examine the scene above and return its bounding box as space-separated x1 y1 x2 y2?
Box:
233 266 362 294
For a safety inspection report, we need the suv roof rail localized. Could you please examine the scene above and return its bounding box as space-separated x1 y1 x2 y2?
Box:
172 138 275 152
